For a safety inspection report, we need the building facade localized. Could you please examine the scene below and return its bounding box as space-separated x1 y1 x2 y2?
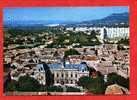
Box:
66 26 129 40
35 63 89 86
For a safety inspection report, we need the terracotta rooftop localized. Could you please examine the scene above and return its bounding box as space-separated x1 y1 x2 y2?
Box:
82 55 97 61
105 84 129 95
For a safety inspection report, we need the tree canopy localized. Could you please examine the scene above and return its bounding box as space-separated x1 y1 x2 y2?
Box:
78 76 106 94
17 75 41 91
107 73 129 89
117 38 129 45
65 49 80 57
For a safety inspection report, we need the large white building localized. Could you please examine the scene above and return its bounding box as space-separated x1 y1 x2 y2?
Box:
66 26 129 40
104 27 129 39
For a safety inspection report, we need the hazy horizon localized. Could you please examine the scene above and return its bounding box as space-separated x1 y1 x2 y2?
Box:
3 7 128 23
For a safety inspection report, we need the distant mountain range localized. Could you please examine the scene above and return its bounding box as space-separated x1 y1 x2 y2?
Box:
4 12 129 28
67 12 129 27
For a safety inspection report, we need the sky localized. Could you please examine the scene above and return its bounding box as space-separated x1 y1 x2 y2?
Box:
3 6 128 22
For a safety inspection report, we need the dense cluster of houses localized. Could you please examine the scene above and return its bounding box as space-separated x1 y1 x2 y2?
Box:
4 43 129 86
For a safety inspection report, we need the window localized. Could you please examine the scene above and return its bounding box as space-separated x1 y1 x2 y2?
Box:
40 67 42 71
57 73 59 77
71 73 73 77
70 80 73 84
75 74 77 78
82 68 85 72
61 73 64 78
66 80 68 84
57 80 59 83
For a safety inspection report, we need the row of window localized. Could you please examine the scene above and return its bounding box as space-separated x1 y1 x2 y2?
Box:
55 80 77 84
38 67 44 72
54 73 77 78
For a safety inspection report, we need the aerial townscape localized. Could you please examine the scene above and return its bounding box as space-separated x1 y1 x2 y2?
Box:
3 7 130 95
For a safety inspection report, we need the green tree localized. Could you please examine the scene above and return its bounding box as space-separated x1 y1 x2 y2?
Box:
47 86 63 92
66 86 81 92
42 63 54 87
65 49 80 57
4 79 18 92
107 73 129 89
4 72 13 92
117 38 129 45
88 77 106 94
17 75 41 91
78 76 106 94
78 76 93 89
